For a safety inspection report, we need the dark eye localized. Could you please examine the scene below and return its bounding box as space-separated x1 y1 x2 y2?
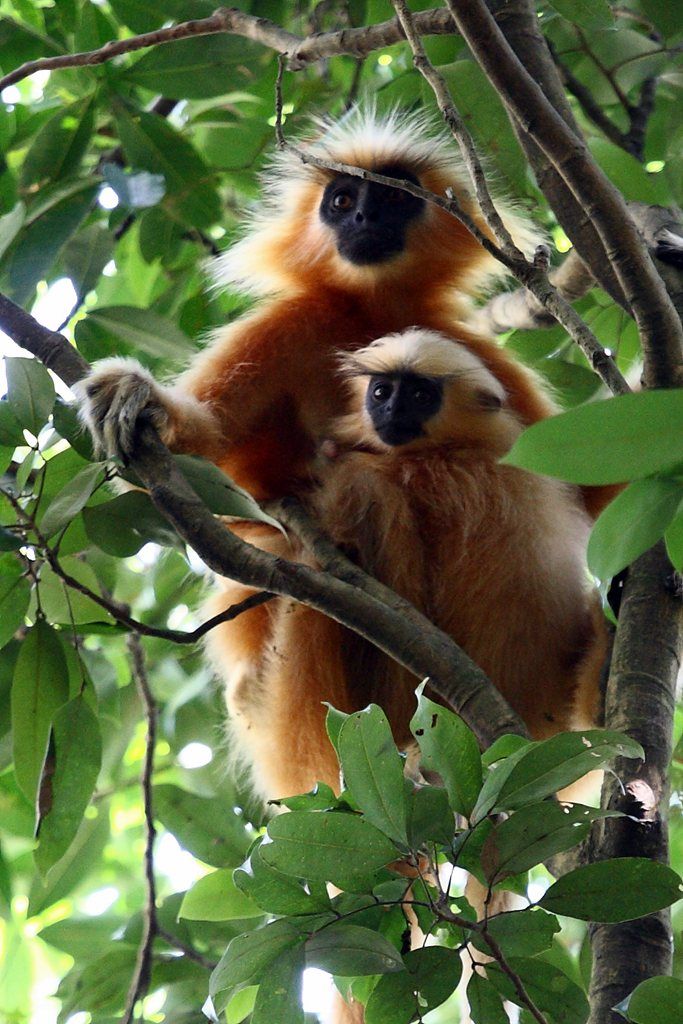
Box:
386 187 407 203
332 191 354 211
371 381 392 402
411 384 435 405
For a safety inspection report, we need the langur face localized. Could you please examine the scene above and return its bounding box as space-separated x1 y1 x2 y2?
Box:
365 372 443 446
319 164 425 265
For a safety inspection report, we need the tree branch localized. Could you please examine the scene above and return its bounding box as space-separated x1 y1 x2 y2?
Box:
0 292 528 749
445 0 683 389
587 545 682 1023
471 249 595 334
0 6 464 92
9 506 274 644
122 635 158 1024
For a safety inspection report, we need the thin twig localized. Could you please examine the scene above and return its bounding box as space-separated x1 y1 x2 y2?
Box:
390 0 519 256
1 485 274 643
0 6 463 92
122 635 158 1024
157 926 217 972
432 902 550 1024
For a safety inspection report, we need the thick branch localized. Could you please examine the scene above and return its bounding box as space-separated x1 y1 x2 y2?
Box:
476 204 683 336
493 3 648 317
588 545 682 1023
446 0 683 389
0 294 528 749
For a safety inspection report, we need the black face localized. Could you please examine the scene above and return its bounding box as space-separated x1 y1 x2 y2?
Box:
365 372 443 446
319 163 425 265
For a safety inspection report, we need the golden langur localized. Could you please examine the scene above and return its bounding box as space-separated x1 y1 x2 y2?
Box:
225 328 607 804
76 108 608 795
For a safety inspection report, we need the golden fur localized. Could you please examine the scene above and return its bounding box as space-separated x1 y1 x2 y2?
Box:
76 111 610 1024
219 331 606 805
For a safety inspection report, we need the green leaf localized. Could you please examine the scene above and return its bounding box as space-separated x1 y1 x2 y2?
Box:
487 958 589 1023
234 843 331 916
262 810 398 891
306 923 404 977
107 0 168 31
52 398 94 459
481 734 530 767
210 919 303 1003
467 971 509 1024
410 688 482 817
75 305 194 362
0 401 26 445
548 0 614 29
101 163 166 209
20 97 94 188
225 987 257 1024
481 802 620 882
0 924 32 1020
407 783 454 846
251 946 304 1024
61 224 115 298
193 114 271 171
28 808 110 916
83 490 180 556
5 357 55 435
325 704 350 756
590 138 670 205
277 781 338 812
438 61 526 192
365 946 462 1023
588 478 683 581
472 908 560 959
175 455 285 530
0 526 22 551
0 201 25 262
55 945 137 1019
620 977 683 1024
123 36 264 99
37 556 115 627
0 571 30 649
501 391 683 484
6 183 98 304
154 784 250 868
539 858 683 922
473 730 644 822
665 506 683 570
536 358 602 407
34 695 102 876
38 463 104 538
11 620 69 803
179 868 264 921
338 705 409 845
114 104 221 228
38 916 123 960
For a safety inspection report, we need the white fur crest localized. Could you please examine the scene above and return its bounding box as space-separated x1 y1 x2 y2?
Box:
341 328 507 402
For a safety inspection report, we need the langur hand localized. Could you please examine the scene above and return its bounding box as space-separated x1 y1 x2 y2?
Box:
75 357 172 462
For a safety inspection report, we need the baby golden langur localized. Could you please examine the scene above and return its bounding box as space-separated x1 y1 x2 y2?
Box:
230 328 607 1024
229 328 606 805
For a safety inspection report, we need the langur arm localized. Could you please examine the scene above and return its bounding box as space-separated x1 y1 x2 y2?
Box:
76 307 293 463
75 357 223 462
